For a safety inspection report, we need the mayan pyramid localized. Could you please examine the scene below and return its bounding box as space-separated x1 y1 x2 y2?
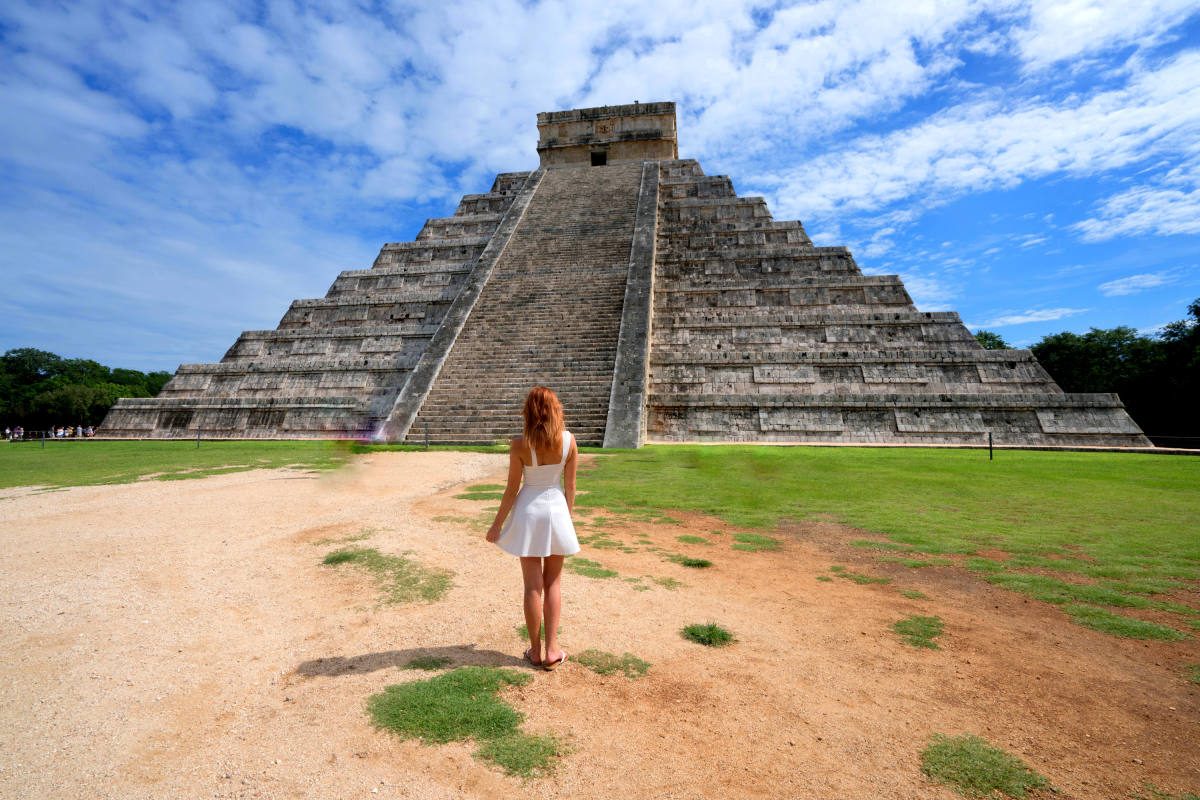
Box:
101 102 1149 447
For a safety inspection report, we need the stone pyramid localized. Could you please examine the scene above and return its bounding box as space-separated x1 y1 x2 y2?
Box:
101 102 1149 447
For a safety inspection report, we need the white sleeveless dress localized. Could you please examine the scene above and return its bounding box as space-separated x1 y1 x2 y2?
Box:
495 431 580 558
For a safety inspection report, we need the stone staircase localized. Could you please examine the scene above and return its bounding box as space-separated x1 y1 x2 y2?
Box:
403 162 644 445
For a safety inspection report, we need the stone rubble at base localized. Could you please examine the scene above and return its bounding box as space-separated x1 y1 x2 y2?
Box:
100 102 1150 448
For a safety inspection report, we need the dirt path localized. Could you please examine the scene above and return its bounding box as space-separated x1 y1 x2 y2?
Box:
1 452 1196 799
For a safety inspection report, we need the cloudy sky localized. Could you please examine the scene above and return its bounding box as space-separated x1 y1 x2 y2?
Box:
2 0 1198 371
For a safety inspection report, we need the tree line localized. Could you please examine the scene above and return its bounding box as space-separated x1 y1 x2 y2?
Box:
976 298 1199 447
1 348 172 432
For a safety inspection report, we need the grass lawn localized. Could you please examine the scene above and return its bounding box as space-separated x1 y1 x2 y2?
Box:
0 439 349 489
578 446 1200 636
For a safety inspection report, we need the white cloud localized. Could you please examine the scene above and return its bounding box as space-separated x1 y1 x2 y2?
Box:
1097 272 1176 296
973 307 1090 327
1014 0 1199 69
1074 181 1200 240
758 50 1200 223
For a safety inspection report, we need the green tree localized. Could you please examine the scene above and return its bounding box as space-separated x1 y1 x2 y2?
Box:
1 348 172 430
1030 300 1199 444
973 330 1011 350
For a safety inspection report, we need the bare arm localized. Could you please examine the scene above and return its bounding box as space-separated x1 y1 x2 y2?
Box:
485 439 524 543
563 435 578 514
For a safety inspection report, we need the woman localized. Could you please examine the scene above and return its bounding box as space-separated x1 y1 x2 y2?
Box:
486 386 580 671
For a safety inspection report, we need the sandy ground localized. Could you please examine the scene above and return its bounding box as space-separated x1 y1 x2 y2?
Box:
1 452 1197 800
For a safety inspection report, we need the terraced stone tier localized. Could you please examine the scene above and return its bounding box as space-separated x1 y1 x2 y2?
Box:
648 392 1147 446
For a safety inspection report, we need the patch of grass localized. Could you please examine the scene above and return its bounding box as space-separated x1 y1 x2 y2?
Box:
1184 664 1200 685
667 554 712 568
515 623 561 640
475 733 563 778
921 733 1049 798
681 622 735 647
851 539 913 552
829 565 846 572
893 615 944 649
816 575 834 582
0 439 350 489
321 547 451 603
676 534 710 545
312 531 373 546
403 656 452 670
731 533 780 552
884 557 952 569
367 666 561 777
574 649 651 678
1064 605 1188 641
652 576 684 590
1132 784 1200 800
901 589 930 600
832 569 891 585
981 571 1155 609
565 557 618 579
455 490 504 501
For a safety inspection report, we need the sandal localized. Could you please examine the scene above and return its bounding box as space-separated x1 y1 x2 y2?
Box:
543 651 568 672
523 648 542 667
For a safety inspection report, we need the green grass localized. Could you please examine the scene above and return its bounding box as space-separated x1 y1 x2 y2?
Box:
816 575 834 582
901 589 930 600
577 447 1200 635
893 615 944 649
667 554 713 568
1133 784 1200 800
676 534 711 545
321 547 451 603
367 666 562 777
830 567 891 585
455 490 505 501
921 734 1050 798
885 557 952 569
1064 605 1188 641
515 623 560 640
681 622 735 647
565 557 618 579
652 576 684 590
1187 664 1200 685
851 539 914 552
574 649 651 678
0 439 349 489
731 533 780 552
403 656 453 670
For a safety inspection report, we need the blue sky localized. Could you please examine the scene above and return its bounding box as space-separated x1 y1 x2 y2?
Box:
1 0 1198 372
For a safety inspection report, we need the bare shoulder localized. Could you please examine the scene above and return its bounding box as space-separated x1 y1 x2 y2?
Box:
510 436 527 458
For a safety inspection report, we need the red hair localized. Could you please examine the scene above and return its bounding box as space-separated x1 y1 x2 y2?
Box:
522 386 564 454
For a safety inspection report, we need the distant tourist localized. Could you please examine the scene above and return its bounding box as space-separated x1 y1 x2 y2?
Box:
486 386 579 671
4 427 9 441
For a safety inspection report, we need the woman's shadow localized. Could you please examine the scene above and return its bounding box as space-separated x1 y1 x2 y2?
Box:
296 644 526 678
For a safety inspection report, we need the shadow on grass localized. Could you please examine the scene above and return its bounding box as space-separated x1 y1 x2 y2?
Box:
296 644 527 677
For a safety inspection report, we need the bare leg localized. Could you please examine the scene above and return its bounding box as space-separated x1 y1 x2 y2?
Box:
519 557 545 664
542 556 565 664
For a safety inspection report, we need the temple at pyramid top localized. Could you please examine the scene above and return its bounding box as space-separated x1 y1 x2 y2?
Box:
100 100 1151 449
537 101 679 166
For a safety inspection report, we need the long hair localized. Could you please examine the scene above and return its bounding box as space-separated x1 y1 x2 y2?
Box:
522 386 564 454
